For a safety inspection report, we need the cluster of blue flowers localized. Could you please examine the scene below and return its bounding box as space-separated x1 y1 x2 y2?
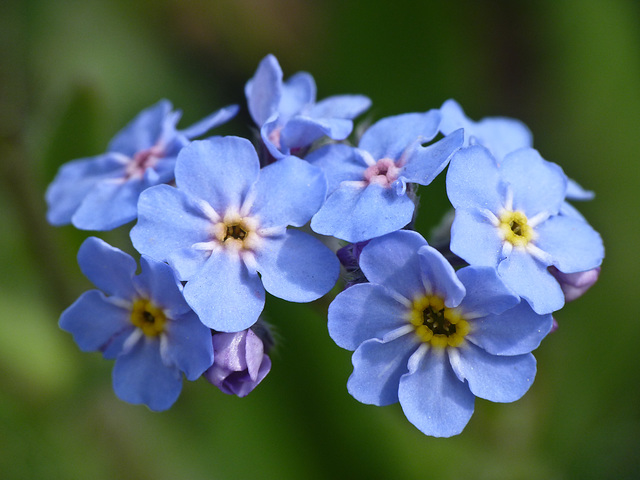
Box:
48 54 604 437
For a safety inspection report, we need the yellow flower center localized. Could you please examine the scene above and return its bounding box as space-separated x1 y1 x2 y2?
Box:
130 299 167 337
408 295 469 348
213 213 260 251
499 210 534 247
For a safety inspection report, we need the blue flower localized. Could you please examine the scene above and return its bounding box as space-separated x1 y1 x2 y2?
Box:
328 230 552 437
59 237 213 411
446 145 604 314
46 100 238 230
130 136 339 332
308 112 464 242
245 54 371 160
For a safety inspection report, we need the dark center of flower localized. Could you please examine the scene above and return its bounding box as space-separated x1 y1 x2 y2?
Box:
225 224 248 241
130 299 166 336
409 295 469 348
509 219 525 236
423 306 456 336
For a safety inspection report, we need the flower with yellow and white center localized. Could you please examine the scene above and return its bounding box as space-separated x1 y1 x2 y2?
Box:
446 145 604 314
328 230 552 437
131 136 340 333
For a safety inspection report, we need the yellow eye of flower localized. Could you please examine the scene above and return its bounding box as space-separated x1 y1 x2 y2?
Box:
408 295 469 348
130 299 167 337
499 210 534 247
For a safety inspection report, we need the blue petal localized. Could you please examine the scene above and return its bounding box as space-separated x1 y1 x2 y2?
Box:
310 183 415 243
359 111 440 160
254 229 339 302
466 302 553 356
450 343 536 403
281 116 353 149
108 100 174 156
450 209 503 266
305 144 367 194
308 94 371 119
260 118 289 159
112 337 182 411
133 256 191 317
400 129 463 186
131 185 212 272
174 137 259 213
501 149 567 216
535 215 604 273
348 335 419 406
183 252 265 332
398 348 475 437
565 177 595 201
248 156 327 229
245 54 283 126
359 230 427 300
280 71 316 118
164 310 214 381
59 290 133 353
498 249 565 314
77 237 137 298
328 283 409 351
474 117 533 161
417 245 466 307
45 154 126 226
179 104 239 139
455 266 519 316
72 178 143 230
446 145 502 212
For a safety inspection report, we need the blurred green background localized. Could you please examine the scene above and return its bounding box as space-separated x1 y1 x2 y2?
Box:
1 0 639 479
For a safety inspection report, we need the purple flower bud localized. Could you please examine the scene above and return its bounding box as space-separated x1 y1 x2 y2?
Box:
204 329 271 397
549 266 601 302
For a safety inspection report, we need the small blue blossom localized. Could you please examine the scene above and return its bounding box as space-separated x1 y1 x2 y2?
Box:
308 111 464 242
245 54 371 160
130 136 339 332
446 145 604 314
328 230 552 437
46 100 238 230
59 237 213 411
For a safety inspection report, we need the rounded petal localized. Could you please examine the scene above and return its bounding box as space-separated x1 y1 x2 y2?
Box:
131 185 212 267
398 348 475 437
45 154 125 226
446 145 502 212
280 71 316 118
474 117 533 161
498 249 565 314
450 343 536 403
305 144 367 194
133 256 191 316
108 100 173 155
112 337 182 411
348 335 419 406
308 94 371 119
245 54 283 126
281 116 353 149
174 137 259 213
310 183 415 243
254 229 339 302
565 177 595 201
466 302 553 356
72 178 142 230
77 237 137 299
450 209 503 266
183 252 265 332
59 290 133 353
417 245 466 307
328 283 408 351
535 215 604 273
163 311 214 380
501 149 567 216
456 266 519 316
248 156 327 229
400 128 464 186
359 230 427 300
359 111 440 160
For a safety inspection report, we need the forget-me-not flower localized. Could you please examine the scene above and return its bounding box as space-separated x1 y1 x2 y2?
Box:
59 237 213 411
328 230 552 437
308 111 464 242
131 136 339 332
446 145 604 314
245 54 371 161
46 100 238 230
